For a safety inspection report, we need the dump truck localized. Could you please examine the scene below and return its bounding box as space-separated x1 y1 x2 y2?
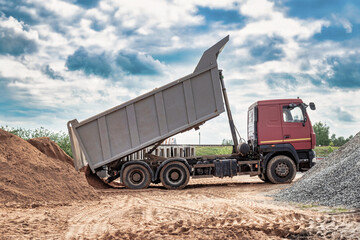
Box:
67 35 316 189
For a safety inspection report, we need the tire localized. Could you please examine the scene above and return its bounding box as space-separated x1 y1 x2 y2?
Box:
122 164 151 189
160 161 190 190
266 155 296 184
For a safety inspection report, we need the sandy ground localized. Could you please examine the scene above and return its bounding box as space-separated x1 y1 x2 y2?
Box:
1 174 359 240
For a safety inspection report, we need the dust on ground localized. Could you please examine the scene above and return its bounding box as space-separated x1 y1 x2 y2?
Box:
1 176 359 240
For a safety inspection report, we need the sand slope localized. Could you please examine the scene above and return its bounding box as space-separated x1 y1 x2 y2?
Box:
0 129 98 207
27 137 73 166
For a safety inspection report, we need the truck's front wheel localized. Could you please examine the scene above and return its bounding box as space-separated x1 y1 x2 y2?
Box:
266 155 296 184
122 164 151 189
160 161 190 190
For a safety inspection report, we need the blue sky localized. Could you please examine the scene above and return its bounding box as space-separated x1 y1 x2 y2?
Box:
0 0 359 143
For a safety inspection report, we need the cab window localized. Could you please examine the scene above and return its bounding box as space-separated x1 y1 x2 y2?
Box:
283 106 304 122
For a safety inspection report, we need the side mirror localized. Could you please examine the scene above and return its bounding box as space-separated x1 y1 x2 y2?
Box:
309 102 316 110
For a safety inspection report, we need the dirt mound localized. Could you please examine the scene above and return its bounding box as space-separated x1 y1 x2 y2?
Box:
276 131 360 208
0 129 98 207
85 166 113 189
84 166 125 189
27 137 73 165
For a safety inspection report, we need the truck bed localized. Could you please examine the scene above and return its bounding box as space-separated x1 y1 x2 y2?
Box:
68 36 229 171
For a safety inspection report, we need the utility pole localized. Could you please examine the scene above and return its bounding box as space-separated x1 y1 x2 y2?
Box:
199 132 201 145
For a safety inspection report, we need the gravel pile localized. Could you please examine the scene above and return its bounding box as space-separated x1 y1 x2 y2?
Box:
275 131 360 208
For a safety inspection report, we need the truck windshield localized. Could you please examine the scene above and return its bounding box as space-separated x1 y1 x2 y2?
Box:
283 106 304 122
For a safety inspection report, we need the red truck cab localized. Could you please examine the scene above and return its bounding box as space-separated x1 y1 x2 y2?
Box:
248 98 316 183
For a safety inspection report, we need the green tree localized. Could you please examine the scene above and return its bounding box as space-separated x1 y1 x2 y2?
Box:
330 133 353 147
313 122 330 146
346 135 353 142
335 136 346 146
330 133 336 144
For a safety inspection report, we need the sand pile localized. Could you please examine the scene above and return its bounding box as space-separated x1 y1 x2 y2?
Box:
28 137 73 166
276 131 360 208
28 136 121 190
0 129 98 207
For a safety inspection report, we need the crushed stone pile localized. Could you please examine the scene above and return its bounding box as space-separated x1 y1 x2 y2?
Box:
0 129 98 207
275 131 360 208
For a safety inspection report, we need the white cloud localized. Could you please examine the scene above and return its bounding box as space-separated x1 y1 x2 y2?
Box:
0 15 39 40
232 13 325 45
0 57 42 79
0 0 359 142
109 0 203 34
184 0 242 10
331 14 353 33
30 0 82 18
240 0 274 19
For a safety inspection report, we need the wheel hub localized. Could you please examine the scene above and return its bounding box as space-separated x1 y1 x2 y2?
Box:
132 172 141 182
130 171 143 184
170 171 180 180
275 162 289 177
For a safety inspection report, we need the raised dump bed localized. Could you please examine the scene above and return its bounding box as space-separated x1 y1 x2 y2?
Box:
68 36 229 171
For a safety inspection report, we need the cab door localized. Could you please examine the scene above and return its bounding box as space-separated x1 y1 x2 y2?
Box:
281 104 311 150
257 104 283 145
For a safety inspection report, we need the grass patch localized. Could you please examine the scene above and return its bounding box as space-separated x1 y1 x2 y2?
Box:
195 146 339 158
315 146 339 157
299 204 319 209
196 146 338 158
195 146 232 156
298 204 350 214
328 207 349 214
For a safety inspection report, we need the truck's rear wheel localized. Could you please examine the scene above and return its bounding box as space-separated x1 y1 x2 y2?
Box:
160 161 190 190
266 155 296 184
122 164 151 189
